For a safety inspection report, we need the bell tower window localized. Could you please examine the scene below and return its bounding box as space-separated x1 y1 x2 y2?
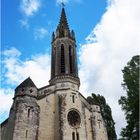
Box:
61 44 65 73
69 45 73 74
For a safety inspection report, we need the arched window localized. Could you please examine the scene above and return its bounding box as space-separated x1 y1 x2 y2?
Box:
72 95 75 103
27 108 30 117
52 47 56 78
72 132 75 140
61 44 65 73
76 132 79 140
69 45 73 74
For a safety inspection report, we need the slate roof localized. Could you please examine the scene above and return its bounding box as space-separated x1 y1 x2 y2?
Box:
16 77 37 89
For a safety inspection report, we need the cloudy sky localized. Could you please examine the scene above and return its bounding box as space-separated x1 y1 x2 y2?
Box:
1 0 140 138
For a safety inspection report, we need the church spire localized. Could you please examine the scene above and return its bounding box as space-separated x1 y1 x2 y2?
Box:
56 6 70 38
50 5 80 87
59 7 69 29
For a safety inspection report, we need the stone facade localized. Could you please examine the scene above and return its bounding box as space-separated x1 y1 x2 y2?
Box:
1 7 108 140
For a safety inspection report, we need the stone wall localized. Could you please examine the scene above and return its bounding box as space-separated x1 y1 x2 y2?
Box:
37 93 57 140
1 81 108 140
55 86 89 140
1 103 16 140
12 96 39 140
1 119 8 140
91 105 108 140
84 108 93 140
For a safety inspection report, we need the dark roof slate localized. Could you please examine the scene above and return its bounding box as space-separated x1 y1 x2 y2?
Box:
58 7 69 30
16 77 37 89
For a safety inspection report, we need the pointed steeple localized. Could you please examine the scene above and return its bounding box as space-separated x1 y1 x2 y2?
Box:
56 7 70 38
50 4 80 87
59 7 69 29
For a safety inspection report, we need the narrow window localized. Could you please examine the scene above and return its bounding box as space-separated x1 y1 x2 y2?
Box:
51 47 56 78
28 108 30 117
69 45 73 73
76 132 79 140
26 130 28 138
98 121 101 128
61 44 65 73
72 132 75 140
72 95 75 103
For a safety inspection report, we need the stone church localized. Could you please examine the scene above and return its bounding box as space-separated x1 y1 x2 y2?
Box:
1 6 108 140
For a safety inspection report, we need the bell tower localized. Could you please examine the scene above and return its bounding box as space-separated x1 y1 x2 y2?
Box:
49 6 80 87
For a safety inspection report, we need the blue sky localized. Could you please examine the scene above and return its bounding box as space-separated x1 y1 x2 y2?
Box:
1 0 140 138
2 0 107 57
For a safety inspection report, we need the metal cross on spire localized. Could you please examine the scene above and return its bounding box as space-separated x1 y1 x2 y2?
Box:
62 0 65 8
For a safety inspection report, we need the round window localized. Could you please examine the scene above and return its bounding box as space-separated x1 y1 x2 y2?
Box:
67 110 81 128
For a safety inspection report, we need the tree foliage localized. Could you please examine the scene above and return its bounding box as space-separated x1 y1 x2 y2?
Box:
87 93 117 140
118 55 139 139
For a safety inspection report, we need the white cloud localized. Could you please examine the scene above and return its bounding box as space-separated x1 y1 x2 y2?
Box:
2 47 21 57
0 89 14 123
19 0 41 28
34 27 48 39
20 0 41 17
0 89 14 111
79 0 140 137
2 47 50 88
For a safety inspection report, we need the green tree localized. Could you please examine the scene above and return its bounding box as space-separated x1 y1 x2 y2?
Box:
118 55 139 139
87 93 117 140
